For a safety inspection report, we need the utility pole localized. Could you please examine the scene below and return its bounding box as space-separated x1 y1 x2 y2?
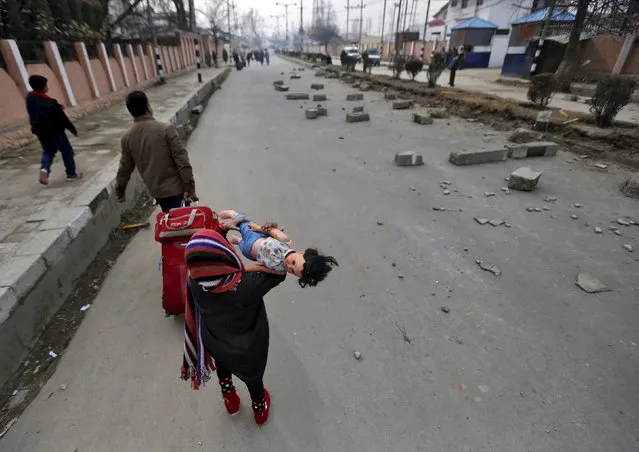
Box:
277 2 297 49
380 0 387 58
227 0 232 47
345 3 363 43
270 15 284 41
299 0 305 52
188 0 202 83
147 0 165 84
358 3 366 44
395 0 403 55
346 0 350 42
420 0 432 60
189 0 196 32
530 0 556 76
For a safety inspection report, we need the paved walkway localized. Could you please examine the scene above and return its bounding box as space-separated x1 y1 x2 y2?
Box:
0 68 224 271
329 58 639 125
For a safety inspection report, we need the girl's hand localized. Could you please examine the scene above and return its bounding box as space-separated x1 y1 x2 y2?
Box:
261 222 279 232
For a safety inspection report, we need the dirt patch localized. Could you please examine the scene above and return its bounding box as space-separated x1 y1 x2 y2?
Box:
0 192 156 436
321 65 639 168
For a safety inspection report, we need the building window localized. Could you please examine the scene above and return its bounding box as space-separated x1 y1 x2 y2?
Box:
451 0 458 7
461 0 468 7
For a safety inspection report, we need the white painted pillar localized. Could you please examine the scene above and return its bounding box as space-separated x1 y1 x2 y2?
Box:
114 43 130 87
612 32 637 75
44 41 77 107
4 40 30 93
126 43 140 84
75 42 100 98
138 44 149 80
98 42 117 92
146 44 157 76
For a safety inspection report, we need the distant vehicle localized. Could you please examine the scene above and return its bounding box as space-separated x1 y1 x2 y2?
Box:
365 48 381 67
344 46 362 63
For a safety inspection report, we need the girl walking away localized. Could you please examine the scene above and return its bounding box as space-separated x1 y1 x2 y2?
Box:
181 229 286 425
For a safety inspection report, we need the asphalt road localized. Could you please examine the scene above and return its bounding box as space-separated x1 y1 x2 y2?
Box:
2 57 638 452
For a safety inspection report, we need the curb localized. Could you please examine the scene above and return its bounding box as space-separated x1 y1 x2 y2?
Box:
0 67 232 387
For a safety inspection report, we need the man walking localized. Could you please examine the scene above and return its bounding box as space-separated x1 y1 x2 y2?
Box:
26 75 83 185
448 47 465 87
115 91 196 212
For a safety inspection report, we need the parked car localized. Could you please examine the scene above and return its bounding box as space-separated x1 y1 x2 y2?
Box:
365 48 381 66
344 46 362 63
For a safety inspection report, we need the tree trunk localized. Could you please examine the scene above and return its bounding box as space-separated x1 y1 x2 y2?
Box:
555 0 588 92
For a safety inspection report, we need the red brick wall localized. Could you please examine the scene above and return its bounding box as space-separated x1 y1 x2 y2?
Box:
90 59 110 94
64 61 92 102
0 69 28 128
109 57 125 89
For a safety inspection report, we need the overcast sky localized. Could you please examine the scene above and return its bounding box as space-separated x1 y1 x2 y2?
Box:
194 0 449 37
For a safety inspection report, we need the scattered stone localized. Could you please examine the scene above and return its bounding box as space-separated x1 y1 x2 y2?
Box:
274 84 290 92
489 219 504 227
441 180 452 186
412 113 434 125
354 351 362 360
594 163 608 170
392 100 413 110
574 203 582 208
568 214 578 219
526 207 535 212
191 105 204 115
346 93 364 101
429 108 448 119
614 230 622 236
542 206 550 211
508 128 541 143
398 273 404 279
544 196 557 202
273 80 284 86
504 222 512 228
485 192 496 197
352 81 361 88
456 337 464 344
286 93 310 100
620 173 639 199
317 106 328 116
443 190 451 195
593 227 603 234
501 187 511 194
623 244 633 252
394 151 423 167
534 207 542 212
477 260 502 276
290 74 301 79
60 383 67 390
441 306 450 313
376 221 384 226
534 110 561 131
352 105 364 113
508 167 542 191
346 112 370 123
311 83 324 90
449 148 508 166
385 93 397 100
617 218 630 226
312 94 327 101
474 217 490 225
359 83 371 92
409 186 417 191
305 109 319 119
576 273 610 293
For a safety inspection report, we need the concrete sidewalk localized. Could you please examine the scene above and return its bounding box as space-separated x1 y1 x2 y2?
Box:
328 57 639 125
0 67 230 387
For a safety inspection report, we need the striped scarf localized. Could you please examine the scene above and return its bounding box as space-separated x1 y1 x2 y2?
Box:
181 229 245 390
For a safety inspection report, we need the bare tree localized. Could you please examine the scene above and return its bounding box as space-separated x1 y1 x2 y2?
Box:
308 0 341 52
241 8 266 49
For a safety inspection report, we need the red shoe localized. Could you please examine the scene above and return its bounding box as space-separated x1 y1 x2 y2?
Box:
220 378 240 416
252 389 271 425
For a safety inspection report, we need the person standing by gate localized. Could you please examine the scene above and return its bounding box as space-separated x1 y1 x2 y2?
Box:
26 75 83 185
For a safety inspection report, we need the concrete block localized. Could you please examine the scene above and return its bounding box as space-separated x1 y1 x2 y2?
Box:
191 105 203 115
352 82 361 89
506 144 528 159
275 84 290 92
395 151 424 167
326 72 339 79
534 110 561 131
311 83 324 90
412 113 433 125
315 70 327 77
346 93 364 101
305 109 319 119
346 112 370 123
290 74 301 79
620 173 639 199
40 206 92 239
508 167 542 191
353 106 364 113
429 108 448 118
524 141 559 157
70 187 109 213
14 229 73 267
385 93 397 100
298 68 305 71
0 287 17 324
0 254 47 300
312 94 327 101
359 83 371 92
273 80 284 86
393 100 413 110
286 93 310 100
448 148 509 166
317 107 328 116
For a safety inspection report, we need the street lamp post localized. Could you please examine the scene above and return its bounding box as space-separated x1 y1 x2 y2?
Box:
276 2 297 50
299 0 305 52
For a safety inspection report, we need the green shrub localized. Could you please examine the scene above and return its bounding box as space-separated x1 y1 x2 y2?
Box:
527 73 558 107
590 76 637 127
405 59 424 81
392 56 406 79
427 51 446 87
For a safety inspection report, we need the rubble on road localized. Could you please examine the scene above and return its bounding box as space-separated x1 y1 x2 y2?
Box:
346 112 370 123
394 151 423 167
449 148 508 166
359 83 371 92
317 106 328 116
274 84 290 92
593 227 603 234
485 192 496 197
290 74 301 80
392 100 413 110
346 93 364 101
305 109 319 119
311 83 324 90
312 94 327 101
623 244 633 252
286 93 310 100
273 80 284 86
353 106 364 113
489 219 504 227
508 167 542 191
620 174 639 199
506 141 559 159
508 128 543 143
534 110 563 131
474 217 490 225
412 113 434 125
429 108 449 119
385 93 397 100
314 70 328 77
576 273 610 293
476 260 502 276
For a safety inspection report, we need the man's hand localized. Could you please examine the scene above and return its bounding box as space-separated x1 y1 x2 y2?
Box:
184 192 197 203
116 194 125 204
261 222 279 233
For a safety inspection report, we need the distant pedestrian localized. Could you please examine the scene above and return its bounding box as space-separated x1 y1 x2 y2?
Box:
448 47 465 87
115 91 196 212
26 75 83 185
247 51 252 66
264 49 270 65
212 50 218 68
223 48 229 64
